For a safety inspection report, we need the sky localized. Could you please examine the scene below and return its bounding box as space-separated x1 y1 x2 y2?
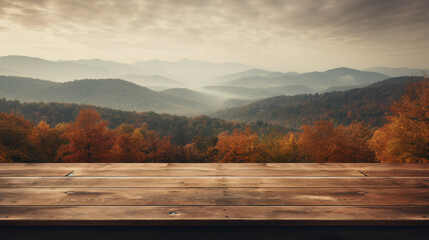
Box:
0 0 428 72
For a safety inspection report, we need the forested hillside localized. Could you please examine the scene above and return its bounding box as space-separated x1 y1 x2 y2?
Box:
213 77 424 129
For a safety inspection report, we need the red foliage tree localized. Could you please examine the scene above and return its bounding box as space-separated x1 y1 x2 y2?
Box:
111 126 178 163
298 120 375 163
57 108 115 162
215 126 259 162
29 121 68 162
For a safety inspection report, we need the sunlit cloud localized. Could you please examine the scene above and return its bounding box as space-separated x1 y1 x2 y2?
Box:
0 0 428 71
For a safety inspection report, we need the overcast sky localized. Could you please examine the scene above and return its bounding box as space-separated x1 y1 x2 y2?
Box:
0 0 428 72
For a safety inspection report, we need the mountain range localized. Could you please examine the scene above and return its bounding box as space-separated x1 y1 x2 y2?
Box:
0 55 426 120
0 55 254 87
217 67 390 92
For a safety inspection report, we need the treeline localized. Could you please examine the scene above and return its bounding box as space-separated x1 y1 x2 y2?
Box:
0 80 427 163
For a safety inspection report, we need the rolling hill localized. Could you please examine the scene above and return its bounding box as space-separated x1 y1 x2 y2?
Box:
212 77 424 129
222 67 389 91
0 76 214 115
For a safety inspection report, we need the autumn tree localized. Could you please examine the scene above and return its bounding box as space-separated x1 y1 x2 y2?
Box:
298 120 375 163
182 135 218 162
57 108 115 162
258 131 301 162
29 121 69 162
342 121 375 162
298 121 339 162
0 113 34 162
278 132 301 162
370 79 429 163
111 125 178 163
258 130 283 162
215 126 259 163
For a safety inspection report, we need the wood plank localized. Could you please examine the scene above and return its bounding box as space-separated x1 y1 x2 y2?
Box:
363 170 429 177
1 206 428 225
2 169 427 177
60 169 429 177
1 177 428 188
2 163 429 170
2 163 428 177
1 188 428 206
0 163 170 170
0 169 366 177
266 163 429 170
0 169 73 177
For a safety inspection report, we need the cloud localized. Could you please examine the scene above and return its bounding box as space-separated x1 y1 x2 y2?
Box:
0 0 428 70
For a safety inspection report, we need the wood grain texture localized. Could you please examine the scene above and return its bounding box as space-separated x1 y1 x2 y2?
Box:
0 163 428 226
1 177 428 188
1 187 428 206
2 163 428 177
2 163 428 170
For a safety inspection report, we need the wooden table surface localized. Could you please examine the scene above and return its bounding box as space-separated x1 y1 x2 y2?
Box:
1 163 429 226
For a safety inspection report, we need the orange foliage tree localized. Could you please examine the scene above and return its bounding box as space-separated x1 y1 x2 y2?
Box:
298 120 374 163
57 108 115 162
0 113 34 162
29 121 68 162
298 121 342 163
342 121 375 162
215 126 259 162
370 79 429 163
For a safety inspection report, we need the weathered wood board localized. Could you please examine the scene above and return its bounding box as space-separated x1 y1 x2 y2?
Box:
0 163 428 226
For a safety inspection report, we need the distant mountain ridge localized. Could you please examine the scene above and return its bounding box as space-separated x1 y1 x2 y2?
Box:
134 58 254 84
364 67 428 77
0 76 215 115
0 55 256 86
220 67 389 91
216 68 273 82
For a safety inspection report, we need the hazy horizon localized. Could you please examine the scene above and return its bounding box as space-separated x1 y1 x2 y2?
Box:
1 0 429 72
